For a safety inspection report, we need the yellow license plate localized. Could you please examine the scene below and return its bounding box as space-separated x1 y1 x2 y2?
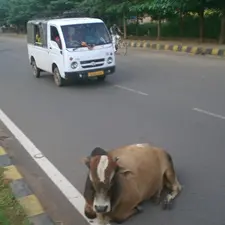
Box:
88 70 104 77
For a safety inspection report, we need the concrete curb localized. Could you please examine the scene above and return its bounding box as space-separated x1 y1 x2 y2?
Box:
0 146 55 225
126 40 225 58
1 34 224 58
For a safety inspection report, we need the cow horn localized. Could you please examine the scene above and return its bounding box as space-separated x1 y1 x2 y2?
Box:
114 157 119 162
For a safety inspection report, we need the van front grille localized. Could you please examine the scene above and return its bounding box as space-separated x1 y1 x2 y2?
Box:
80 58 104 64
82 64 104 68
80 58 105 68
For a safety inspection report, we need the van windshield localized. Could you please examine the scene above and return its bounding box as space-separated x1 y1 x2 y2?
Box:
61 23 112 49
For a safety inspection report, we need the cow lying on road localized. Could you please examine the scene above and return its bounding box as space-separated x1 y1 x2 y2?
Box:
83 143 182 224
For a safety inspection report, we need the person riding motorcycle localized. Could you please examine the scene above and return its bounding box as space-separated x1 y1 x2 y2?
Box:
110 24 123 52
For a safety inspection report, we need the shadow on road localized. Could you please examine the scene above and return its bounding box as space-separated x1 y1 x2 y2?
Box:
39 72 113 89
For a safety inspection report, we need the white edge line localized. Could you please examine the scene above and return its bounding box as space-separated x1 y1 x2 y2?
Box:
0 109 108 225
114 85 148 96
192 108 225 120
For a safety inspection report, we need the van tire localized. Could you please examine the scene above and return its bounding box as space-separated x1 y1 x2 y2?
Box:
53 66 65 87
31 59 41 78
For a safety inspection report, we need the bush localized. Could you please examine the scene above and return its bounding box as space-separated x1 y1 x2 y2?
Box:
127 15 221 40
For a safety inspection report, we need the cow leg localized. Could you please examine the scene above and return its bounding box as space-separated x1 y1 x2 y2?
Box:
162 168 182 210
113 207 141 224
152 188 162 205
84 202 97 219
83 172 96 219
151 182 164 205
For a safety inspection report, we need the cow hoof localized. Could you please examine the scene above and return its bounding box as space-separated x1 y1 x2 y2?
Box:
135 205 143 213
113 219 124 224
84 210 97 219
162 199 172 210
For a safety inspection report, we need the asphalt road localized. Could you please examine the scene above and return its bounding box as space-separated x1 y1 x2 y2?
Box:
0 36 225 225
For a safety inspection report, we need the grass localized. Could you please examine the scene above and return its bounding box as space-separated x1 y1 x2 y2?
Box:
0 167 30 225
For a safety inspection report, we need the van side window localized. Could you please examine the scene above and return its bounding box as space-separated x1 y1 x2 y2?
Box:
50 26 62 49
35 25 42 46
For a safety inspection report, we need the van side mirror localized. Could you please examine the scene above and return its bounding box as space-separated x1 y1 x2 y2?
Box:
50 40 60 49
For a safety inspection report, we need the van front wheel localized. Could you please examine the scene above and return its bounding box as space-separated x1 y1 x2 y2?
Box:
31 60 40 78
53 66 65 87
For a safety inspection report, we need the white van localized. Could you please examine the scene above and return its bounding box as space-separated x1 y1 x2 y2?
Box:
27 18 116 86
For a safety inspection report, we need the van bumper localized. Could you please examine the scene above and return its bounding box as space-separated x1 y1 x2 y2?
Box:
64 66 116 80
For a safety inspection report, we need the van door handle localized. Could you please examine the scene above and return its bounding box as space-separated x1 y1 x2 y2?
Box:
49 47 52 49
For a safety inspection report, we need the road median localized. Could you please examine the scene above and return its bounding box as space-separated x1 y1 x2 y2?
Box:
126 40 225 58
1 32 225 58
0 146 55 225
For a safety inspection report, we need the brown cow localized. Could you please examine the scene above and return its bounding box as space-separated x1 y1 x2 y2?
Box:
83 143 182 224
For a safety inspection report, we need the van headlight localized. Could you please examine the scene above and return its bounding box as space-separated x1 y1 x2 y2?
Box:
107 57 113 64
71 61 78 69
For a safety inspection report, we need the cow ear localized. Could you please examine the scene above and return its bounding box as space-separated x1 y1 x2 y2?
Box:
117 166 132 177
114 158 132 176
82 157 91 168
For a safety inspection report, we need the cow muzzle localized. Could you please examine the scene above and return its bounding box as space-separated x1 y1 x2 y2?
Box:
93 193 111 213
94 205 109 213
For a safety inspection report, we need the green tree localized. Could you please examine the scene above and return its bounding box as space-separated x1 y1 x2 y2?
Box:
0 0 9 25
207 0 225 43
7 0 48 26
0 0 224 42
107 1 133 38
130 0 180 39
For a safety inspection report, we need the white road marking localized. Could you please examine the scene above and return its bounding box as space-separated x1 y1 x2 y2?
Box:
193 108 225 120
97 155 109 182
114 85 148 96
0 109 108 225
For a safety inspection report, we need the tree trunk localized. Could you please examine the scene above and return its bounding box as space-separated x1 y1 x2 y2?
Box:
135 13 139 36
123 12 127 39
179 11 184 37
199 0 204 43
157 16 161 40
219 8 225 44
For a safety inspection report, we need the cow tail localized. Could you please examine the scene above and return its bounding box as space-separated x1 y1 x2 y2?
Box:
166 152 175 172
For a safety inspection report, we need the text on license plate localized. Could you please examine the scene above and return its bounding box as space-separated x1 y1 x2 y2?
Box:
88 70 104 77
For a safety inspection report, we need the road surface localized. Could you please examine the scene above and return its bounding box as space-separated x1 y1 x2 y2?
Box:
0 36 225 225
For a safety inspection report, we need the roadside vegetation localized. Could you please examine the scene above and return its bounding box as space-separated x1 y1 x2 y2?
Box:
0 0 224 43
0 167 30 225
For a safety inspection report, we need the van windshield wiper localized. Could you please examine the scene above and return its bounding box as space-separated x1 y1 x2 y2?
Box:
66 45 83 51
